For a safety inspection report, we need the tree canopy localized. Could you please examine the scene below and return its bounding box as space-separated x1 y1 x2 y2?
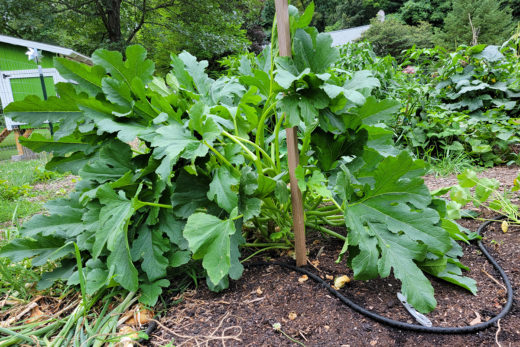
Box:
439 0 514 48
1 0 517 66
0 0 262 69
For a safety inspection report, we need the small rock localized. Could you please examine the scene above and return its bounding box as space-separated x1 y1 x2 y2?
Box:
324 325 330 331
386 300 396 308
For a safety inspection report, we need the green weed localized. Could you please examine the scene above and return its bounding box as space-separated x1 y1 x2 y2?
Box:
0 159 42 186
0 158 69 224
426 151 478 177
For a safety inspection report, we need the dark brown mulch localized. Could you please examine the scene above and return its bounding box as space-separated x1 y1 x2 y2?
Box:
150 167 520 346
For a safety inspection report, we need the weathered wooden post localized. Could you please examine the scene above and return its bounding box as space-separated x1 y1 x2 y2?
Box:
274 0 307 266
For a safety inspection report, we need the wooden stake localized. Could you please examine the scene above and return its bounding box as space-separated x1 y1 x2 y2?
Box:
275 0 307 266
0 128 12 144
14 129 23 156
22 129 34 138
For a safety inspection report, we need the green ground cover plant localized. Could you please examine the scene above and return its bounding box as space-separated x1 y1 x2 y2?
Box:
446 169 520 224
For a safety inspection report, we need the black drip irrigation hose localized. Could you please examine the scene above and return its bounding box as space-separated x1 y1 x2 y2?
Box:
142 217 514 341
247 216 514 334
138 321 157 344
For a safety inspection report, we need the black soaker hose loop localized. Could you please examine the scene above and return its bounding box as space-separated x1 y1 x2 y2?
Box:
247 216 514 334
138 321 157 344
143 217 513 341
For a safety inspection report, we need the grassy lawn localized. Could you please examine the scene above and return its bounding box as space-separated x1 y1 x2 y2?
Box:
0 156 71 228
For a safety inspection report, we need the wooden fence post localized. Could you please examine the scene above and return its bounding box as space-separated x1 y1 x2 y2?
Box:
274 0 307 266
13 128 24 156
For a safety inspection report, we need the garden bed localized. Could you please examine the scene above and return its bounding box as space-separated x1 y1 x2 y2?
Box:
150 167 520 346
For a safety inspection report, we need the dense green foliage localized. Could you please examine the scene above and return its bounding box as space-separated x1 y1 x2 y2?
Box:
438 0 514 49
360 18 435 57
399 0 451 27
0 6 477 314
335 36 520 167
2 0 517 69
0 0 261 66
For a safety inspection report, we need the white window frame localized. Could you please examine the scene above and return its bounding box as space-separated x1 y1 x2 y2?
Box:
1 68 66 130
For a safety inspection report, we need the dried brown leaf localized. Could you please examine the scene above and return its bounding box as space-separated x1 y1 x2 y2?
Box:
298 275 308 283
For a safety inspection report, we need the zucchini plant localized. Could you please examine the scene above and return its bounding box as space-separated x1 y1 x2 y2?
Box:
0 5 476 313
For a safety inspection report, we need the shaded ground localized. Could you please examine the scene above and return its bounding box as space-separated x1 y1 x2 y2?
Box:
151 167 520 346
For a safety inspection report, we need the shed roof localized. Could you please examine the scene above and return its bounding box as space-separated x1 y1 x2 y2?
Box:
0 34 91 64
328 25 370 47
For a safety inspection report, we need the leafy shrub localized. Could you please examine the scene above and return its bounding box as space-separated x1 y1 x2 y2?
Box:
0 6 476 313
360 18 435 58
399 0 451 27
398 44 520 166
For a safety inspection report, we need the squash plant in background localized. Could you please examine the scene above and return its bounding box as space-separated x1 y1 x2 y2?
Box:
0 4 477 314
395 44 520 166
333 41 520 167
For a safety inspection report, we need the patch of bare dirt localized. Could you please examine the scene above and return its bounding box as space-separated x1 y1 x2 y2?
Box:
423 165 519 193
28 175 77 203
151 221 519 346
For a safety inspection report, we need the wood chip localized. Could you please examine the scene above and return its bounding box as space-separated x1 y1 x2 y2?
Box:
470 311 482 326
334 275 351 289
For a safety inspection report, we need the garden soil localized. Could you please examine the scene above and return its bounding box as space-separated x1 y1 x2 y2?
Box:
150 166 520 346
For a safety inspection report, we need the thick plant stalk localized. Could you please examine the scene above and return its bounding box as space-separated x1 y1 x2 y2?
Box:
275 0 307 266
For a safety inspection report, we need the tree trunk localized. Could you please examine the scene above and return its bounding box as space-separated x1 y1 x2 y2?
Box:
97 0 123 44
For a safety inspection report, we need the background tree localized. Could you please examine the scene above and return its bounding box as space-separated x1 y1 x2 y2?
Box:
502 0 520 22
360 17 435 57
363 0 407 14
136 2 254 73
398 0 451 27
0 0 61 43
0 0 260 68
327 0 379 31
438 0 514 49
